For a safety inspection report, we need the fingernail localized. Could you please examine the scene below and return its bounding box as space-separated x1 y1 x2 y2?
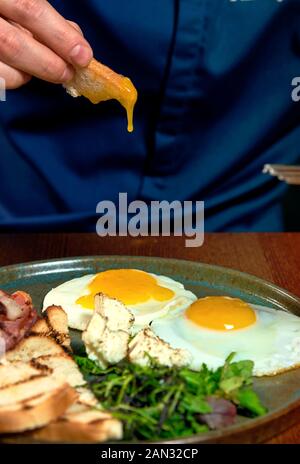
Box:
61 66 74 83
70 44 93 67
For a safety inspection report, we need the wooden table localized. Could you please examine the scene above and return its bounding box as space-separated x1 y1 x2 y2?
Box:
0 232 299 444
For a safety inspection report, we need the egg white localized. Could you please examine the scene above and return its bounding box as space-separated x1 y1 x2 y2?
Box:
43 271 197 332
151 304 300 376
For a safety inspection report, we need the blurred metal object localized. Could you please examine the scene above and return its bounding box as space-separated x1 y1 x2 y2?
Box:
263 164 300 185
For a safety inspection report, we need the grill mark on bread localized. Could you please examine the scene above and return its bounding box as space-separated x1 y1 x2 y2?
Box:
20 393 46 408
49 332 71 350
29 328 71 353
87 419 109 426
44 306 72 352
0 373 48 391
30 359 52 373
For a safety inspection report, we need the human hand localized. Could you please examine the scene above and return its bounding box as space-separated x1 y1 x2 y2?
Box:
0 0 93 89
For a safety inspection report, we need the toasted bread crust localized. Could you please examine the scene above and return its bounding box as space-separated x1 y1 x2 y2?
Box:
6 335 66 362
65 58 137 132
28 410 122 443
1 303 123 442
30 318 49 336
31 306 71 352
44 306 71 351
0 383 77 434
0 361 45 389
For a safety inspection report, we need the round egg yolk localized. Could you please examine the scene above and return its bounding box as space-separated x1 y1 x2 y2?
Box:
76 269 175 309
185 296 256 331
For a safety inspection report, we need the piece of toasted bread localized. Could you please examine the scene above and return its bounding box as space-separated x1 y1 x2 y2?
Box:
64 58 137 132
24 353 122 442
34 354 85 389
46 306 71 351
30 318 49 335
31 306 71 351
0 361 44 388
65 58 137 106
0 366 77 434
5 335 66 362
28 403 122 443
3 304 123 442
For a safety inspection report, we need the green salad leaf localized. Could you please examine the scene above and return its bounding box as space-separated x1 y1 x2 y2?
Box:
235 388 268 416
218 354 254 394
74 353 267 441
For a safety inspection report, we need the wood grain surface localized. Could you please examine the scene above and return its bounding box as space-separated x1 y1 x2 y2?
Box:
0 232 299 444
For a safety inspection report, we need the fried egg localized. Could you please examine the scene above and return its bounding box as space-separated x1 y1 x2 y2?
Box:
43 269 197 332
151 296 300 376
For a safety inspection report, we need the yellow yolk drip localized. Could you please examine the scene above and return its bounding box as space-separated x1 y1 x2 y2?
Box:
185 296 256 331
71 59 138 132
118 77 137 133
76 269 174 309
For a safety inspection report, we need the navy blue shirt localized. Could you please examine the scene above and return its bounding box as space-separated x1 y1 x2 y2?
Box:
0 0 300 231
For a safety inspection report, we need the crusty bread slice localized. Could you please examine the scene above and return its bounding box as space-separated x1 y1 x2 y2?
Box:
64 58 137 132
31 306 71 351
5 335 66 362
9 323 93 405
24 354 122 442
45 305 71 350
30 318 49 335
0 375 66 406
75 386 98 407
0 372 77 434
3 304 123 442
0 361 44 388
33 353 98 407
28 403 123 443
65 58 137 106
34 354 85 389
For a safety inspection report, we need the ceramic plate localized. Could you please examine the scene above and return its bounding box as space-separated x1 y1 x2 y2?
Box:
1 255 300 444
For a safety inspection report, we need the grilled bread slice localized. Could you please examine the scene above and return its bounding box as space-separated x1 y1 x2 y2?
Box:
64 58 138 133
31 353 123 442
7 305 72 364
30 318 49 335
31 305 71 351
5 335 66 362
0 361 44 388
28 402 122 443
4 305 123 442
0 362 77 434
33 354 87 396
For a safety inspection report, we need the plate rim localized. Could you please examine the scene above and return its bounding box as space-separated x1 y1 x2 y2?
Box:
1 254 300 307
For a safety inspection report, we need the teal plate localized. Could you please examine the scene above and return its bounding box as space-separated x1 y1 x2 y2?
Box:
1 255 300 444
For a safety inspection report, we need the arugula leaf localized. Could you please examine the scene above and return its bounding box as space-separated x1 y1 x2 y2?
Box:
235 388 267 416
74 355 104 375
221 354 254 384
75 352 266 440
180 394 212 414
219 354 255 394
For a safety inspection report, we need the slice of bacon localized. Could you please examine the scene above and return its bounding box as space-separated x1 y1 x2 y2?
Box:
0 290 23 320
0 290 38 351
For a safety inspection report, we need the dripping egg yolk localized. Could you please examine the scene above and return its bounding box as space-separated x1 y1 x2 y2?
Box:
185 296 256 331
73 58 138 133
76 269 175 309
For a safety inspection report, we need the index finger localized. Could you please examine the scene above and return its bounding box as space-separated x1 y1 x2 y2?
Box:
0 0 93 67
